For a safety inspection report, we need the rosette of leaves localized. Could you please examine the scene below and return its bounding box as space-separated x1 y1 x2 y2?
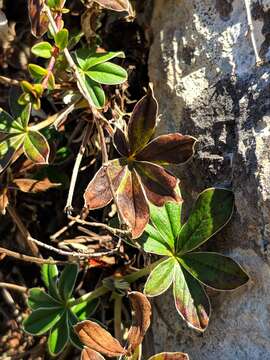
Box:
141 188 249 331
0 104 50 175
84 86 196 238
23 263 99 356
74 48 128 108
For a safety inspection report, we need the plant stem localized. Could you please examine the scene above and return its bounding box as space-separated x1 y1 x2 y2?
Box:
0 282 28 293
68 258 164 307
114 295 122 341
244 0 262 66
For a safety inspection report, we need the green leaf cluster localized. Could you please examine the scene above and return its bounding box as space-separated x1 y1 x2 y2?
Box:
141 188 249 331
0 105 50 174
23 263 99 356
75 48 128 108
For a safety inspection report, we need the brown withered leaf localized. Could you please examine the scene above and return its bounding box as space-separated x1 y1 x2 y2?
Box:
127 291 151 354
28 0 49 38
0 188 9 215
11 178 60 193
94 0 130 12
148 352 189 360
81 347 105 360
84 85 195 238
74 320 127 357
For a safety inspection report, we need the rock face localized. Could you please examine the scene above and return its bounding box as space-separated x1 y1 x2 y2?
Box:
148 0 270 359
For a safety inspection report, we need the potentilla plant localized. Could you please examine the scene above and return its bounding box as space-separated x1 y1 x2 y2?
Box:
141 187 249 331
84 86 196 238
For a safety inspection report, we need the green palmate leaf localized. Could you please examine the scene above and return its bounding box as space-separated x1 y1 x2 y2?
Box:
28 64 47 81
71 298 99 321
58 263 79 301
148 353 189 360
177 188 234 253
0 134 25 174
85 62 127 85
75 48 125 71
23 130 50 164
83 74 105 108
173 264 210 332
144 258 175 297
41 263 60 299
0 109 17 134
23 307 64 335
68 310 83 349
179 252 249 290
48 311 70 356
28 288 62 310
54 29 69 51
141 224 173 256
31 42 53 58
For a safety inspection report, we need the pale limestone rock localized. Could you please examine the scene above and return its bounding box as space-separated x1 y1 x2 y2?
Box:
148 0 270 358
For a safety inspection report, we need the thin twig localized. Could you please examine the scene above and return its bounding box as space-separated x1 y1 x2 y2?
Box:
0 282 28 293
7 205 40 257
0 246 66 265
244 0 262 65
68 215 130 237
65 122 93 213
0 76 20 86
50 215 80 241
27 234 122 258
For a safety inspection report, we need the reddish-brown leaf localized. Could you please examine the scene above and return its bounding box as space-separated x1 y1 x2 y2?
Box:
81 348 105 360
11 178 60 193
148 352 190 360
127 292 151 354
128 86 158 155
134 161 182 207
74 320 127 357
28 0 49 38
84 159 127 210
116 169 149 238
0 188 8 215
136 134 196 165
94 0 130 12
113 127 130 157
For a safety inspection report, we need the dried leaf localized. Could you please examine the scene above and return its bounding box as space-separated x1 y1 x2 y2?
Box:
134 161 181 207
136 134 196 165
81 348 105 360
127 292 151 354
148 352 189 360
116 170 149 238
128 86 158 155
11 178 60 193
84 159 127 209
28 0 49 38
74 320 127 357
94 0 130 12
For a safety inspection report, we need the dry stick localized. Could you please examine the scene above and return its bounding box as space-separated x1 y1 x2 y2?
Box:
65 122 93 212
68 215 130 237
50 215 80 241
7 205 40 257
0 282 28 293
244 0 262 65
27 234 122 258
45 5 128 230
0 246 66 265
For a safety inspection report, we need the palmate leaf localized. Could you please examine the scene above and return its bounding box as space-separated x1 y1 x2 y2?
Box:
23 130 50 164
28 288 62 310
144 258 175 297
0 134 25 175
173 263 210 332
48 311 70 356
41 263 60 299
81 74 105 108
58 263 79 301
71 298 99 321
179 252 249 290
23 307 64 335
177 188 234 253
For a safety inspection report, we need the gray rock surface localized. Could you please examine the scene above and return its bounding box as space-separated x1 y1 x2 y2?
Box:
148 0 270 359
